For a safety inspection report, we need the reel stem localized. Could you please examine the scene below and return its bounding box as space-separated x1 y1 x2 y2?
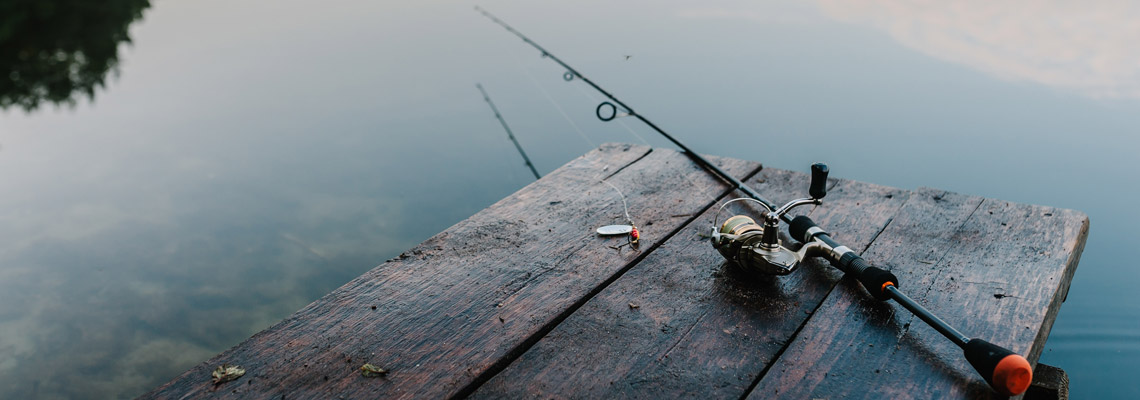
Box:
477 8 1031 395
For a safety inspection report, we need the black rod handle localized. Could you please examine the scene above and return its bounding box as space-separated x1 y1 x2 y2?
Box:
963 339 1033 396
790 216 897 300
843 256 897 301
810 163 828 199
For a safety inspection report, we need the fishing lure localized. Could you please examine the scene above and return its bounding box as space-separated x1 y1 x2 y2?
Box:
597 178 639 250
476 83 640 250
477 6 1032 395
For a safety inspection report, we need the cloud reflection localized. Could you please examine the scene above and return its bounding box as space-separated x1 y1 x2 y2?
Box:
0 191 420 398
685 0 1140 99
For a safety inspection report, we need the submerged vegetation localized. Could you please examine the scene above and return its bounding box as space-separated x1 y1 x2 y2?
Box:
0 0 150 111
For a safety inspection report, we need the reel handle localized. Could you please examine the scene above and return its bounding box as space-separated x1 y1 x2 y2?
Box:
810 163 829 199
769 164 831 219
964 339 1033 396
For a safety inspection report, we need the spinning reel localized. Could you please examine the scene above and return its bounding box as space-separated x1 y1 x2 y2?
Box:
480 8 1036 393
710 163 830 275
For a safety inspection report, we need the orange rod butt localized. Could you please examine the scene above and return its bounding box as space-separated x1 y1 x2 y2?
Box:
992 354 1032 396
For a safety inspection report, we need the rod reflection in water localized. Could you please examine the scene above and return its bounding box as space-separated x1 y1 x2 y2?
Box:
476 83 542 180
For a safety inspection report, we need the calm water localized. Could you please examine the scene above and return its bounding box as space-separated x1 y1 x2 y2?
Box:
1 1 1137 398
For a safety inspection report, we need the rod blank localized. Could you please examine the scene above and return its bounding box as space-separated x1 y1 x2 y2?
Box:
476 7 1032 395
475 6 779 212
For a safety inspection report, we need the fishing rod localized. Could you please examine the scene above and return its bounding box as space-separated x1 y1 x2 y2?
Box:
476 7 1032 396
477 82 642 248
474 6 779 213
477 83 541 180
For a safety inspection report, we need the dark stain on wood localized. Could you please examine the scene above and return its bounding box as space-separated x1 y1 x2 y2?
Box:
471 170 909 399
141 143 760 399
142 144 1088 400
744 188 1087 399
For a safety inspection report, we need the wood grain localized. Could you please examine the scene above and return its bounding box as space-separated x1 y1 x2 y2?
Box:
140 143 761 399
471 169 910 399
744 188 1088 399
143 145 1088 400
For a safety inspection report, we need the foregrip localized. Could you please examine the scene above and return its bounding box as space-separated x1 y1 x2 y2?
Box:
790 215 898 301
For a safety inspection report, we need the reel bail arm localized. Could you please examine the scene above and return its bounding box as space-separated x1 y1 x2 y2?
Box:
710 163 829 275
714 164 1031 396
476 8 1031 394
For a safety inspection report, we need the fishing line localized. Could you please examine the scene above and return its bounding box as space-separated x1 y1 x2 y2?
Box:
596 171 640 250
477 75 640 248
475 5 779 211
499 138 526 184
614 117 651 147
477 7 1035 396
513 54 596 149
677 166 727 204
509 48 641 245
600 179 633 226
569 83 651 146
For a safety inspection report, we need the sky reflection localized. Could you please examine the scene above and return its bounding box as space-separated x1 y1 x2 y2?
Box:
1 0 1137 398
682 0 1140 99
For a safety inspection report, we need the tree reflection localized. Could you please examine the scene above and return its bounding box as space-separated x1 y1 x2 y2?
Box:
0 0 150 111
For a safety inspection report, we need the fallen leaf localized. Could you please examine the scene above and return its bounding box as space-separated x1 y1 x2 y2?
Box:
361 363 388 377
212 364 245 385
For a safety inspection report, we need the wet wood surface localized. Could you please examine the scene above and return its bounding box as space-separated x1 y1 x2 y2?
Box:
142 143 761 399
745 189 1088 399
144 144 1088 399
471 170 909 399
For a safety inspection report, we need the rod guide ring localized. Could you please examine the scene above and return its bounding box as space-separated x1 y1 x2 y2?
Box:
596 102 617 121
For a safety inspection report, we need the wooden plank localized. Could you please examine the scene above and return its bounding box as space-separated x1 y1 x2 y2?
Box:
472 168 910 398
744 188 1089 399
141 143 762 399
1026 363 1069 400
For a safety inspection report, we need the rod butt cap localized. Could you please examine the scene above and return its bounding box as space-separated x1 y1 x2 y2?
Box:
993 354 1032 396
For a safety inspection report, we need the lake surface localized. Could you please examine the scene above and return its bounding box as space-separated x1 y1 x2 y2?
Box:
1 0 1136 398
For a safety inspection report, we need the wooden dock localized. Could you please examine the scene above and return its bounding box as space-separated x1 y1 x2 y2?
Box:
143 143 1088 399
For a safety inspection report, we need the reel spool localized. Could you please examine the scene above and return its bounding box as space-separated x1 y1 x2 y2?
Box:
710 163 829 276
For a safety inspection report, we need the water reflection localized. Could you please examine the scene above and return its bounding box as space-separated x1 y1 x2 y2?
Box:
0 0 150 110
819 0 1140 99
0 0 1136 398
0 181 425 398
682 0 1140 99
